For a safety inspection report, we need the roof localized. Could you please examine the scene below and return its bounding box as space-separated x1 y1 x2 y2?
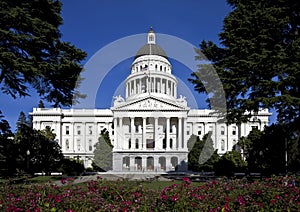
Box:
135 44 168 59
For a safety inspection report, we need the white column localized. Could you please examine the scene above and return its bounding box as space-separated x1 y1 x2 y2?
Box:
166 117 170 150
178 118 182 149
113 118 118 149
119 117 123 149
130 156 135 171
72 122 75 152
134 79 136 95
143 117 146 150
154 117 158 150
183 118 187 150
130 117 134 149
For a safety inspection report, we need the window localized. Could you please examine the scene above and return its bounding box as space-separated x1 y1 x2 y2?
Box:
187 131 190 135
232 126 236 135
149 35 153 42
66 139 69 150
135 125 139 133
89 140 92 151
209 126 213 134
77 139 81 151
88 126 93 135
65 126 69 135
135 139 139 149
221 139 225 151
170 139 173 149
77 126 81 135
128 139 131 149
251 126 258 130
198 130 201 135
221 126 225 135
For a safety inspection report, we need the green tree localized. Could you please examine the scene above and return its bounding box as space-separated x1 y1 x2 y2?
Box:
214 150 247 177
188 134 219 172
14 124 63 175
93 128 113 171
0 0 86 107
16 111 28 130
239 125 298 175
189 0 300 130
0 111 14 176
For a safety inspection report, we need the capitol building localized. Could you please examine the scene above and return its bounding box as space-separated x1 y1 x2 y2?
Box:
31 29 271 172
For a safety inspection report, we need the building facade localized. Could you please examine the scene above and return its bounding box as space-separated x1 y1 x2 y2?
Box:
31 29 271 171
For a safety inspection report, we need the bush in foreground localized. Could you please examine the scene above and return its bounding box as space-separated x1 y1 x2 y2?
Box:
0 176 300 211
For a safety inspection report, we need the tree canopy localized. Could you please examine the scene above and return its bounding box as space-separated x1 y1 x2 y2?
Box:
0 0 86 107
189 0 300 128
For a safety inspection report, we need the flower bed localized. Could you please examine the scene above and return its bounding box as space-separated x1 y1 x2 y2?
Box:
0 176 299 211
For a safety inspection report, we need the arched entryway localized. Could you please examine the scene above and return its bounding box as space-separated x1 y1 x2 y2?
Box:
159 157 166 171
135 156 142 171
147 157 154 171
171 157 178 171
122 156 130 171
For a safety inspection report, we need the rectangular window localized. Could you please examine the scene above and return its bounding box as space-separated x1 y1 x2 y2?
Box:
187 131 190 135
77 139 81 151
66 139 69 150
66 126 69 135
88 126 93 135
77 126 81 135
89 140 92 151
198 131 201 135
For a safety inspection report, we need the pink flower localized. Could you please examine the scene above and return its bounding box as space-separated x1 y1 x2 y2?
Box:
97 176 102 180
171 194 179 202
182 177 191 185
237 196 246 205
161 194 168 201
255 190 262 195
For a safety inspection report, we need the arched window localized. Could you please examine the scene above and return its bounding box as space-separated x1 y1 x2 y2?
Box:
135 157 142 171
159 157 166 171
122 157 130 171
171 157 178 171
147 157 154 171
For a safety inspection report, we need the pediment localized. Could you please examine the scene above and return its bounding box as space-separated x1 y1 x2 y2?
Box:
112 96 189 111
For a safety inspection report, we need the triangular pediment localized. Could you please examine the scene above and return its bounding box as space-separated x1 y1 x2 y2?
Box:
112 96 189 111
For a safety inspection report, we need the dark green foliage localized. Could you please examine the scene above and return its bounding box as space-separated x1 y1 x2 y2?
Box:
0 111 13 176
238 124 300 175
14 124 64 175
93 128 113 171
214 150 246 177
189 0 300 128
59 158 84 176
0 0 87 107
188 134 219 172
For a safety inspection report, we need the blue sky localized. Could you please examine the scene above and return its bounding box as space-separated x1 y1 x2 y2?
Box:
3 0 271 131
